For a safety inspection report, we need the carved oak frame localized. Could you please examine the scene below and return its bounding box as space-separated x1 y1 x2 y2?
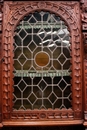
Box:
1 1 83 125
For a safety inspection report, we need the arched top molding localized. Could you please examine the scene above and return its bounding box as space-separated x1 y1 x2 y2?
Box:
4 1 80 34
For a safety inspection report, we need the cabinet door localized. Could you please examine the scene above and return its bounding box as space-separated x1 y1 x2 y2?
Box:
2 1 83 125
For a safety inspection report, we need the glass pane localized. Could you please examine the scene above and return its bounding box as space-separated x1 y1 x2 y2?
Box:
13 11 72 110
35 52 49 67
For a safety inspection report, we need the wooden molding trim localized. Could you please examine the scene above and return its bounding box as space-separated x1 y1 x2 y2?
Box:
2 120 83 126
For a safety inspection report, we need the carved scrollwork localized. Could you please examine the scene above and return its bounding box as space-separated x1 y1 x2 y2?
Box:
2 1 82 120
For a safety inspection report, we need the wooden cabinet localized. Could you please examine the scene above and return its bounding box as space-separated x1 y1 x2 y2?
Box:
0 0 86 129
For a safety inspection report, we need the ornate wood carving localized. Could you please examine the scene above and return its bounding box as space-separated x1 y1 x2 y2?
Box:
80 0 87 121
2 1 82 122
11 109 74 120
81 0 87 31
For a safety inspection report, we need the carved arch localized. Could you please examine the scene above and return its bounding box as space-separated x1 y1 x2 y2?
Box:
2 1 82 120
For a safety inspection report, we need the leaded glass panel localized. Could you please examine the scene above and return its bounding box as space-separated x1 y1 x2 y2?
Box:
13 11 72 110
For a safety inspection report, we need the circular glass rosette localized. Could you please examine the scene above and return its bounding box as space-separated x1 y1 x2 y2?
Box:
35 51 50 67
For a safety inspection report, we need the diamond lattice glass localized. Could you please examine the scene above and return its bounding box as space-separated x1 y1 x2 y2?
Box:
13 11 72 110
